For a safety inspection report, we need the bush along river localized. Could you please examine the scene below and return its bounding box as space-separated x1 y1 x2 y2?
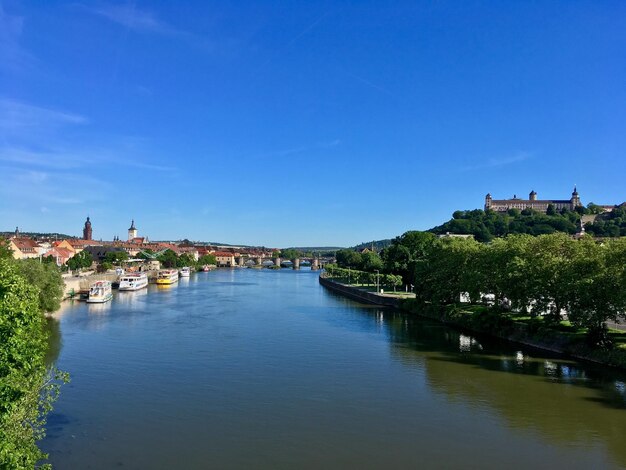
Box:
42 268 626 469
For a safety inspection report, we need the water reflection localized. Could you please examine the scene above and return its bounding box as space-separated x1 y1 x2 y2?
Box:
86 301 112 314
116 288 149 307
44 317 62 366
375 309 626 466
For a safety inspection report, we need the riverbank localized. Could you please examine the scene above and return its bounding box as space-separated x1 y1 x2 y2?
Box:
319 276 626 370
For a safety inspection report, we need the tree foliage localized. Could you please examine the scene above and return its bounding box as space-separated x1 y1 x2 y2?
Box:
325 265 402 291
198 254 217 266
381 231 437 284
15 260 64 313
157 249 179 268
584 204 626 237
279 249 301 261
412 234 626 346
104 251 129 264
0 259 67 468
66 250 93 271
431 208 580 241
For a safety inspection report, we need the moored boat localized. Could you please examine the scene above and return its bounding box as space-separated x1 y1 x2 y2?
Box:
156 269 179 285
87 280 113 303
119 272 149 291
179 267 191 277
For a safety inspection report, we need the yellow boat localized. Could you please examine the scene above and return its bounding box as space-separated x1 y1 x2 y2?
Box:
156 269 179 285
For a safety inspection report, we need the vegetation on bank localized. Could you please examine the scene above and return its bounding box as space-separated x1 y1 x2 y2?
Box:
324 265 402 291
333 230 626 351
0 241 68 468
136 249 217 270
412 234 626 346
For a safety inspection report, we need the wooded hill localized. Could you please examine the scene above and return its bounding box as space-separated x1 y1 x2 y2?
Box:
431 205 626 241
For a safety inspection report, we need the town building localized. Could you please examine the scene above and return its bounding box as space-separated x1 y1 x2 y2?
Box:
214 251 236 267
83 216 93 240
8 237 41 260
46 247 74 266
66 239 96 253
485 187 582 213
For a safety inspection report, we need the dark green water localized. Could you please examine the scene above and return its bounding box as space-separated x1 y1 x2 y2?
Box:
42 269 626 469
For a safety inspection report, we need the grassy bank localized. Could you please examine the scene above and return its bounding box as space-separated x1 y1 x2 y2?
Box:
400 299 626 369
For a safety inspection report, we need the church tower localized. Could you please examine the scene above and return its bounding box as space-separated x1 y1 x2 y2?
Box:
83 216 93 240
128 220 138 241
570 186 581 208
529 190 537 201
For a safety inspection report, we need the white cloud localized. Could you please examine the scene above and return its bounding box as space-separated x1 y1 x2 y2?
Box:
89 3 178 35
0 3 32 70
460 151 531 172
0 99 88 136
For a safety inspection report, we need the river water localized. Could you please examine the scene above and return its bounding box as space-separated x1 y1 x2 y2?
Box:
42 269 626 469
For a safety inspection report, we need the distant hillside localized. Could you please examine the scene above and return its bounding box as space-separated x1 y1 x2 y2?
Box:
286 246 345 252
352 239 392 251
1 231 75 240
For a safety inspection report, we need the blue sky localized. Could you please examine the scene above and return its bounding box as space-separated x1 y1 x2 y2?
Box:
1 1 625 247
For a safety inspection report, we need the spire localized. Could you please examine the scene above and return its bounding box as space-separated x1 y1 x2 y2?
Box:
573 185 578 195
129 219 136 230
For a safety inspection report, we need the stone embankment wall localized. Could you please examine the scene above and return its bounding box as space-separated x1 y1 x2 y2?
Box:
318 276 401 308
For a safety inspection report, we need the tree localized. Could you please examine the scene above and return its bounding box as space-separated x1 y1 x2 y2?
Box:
414 237 481 305
280 249 300 261
567 238 626 346
177 253 196 268
382 231 436 284
198 254 217 266
546 204 556 216
104 251 129 264
0 238 12 260
66 250 93 271
335 249 363 269
157 249 178 268
360 251 383 271
98 261 113 273
0 258 66 468
16 259 64 313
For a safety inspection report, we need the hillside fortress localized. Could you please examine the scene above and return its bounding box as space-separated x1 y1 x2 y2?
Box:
485 187 582 213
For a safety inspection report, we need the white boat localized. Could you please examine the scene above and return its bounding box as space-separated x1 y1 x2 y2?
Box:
179 267 191 277
156 269 179 285
119 272 149 291
87 280 113 303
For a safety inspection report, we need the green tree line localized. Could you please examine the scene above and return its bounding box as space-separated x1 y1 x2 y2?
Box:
413 234 626 346
324 265 402 291
137 249 217 270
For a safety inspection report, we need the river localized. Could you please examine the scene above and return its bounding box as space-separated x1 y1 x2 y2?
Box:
42 268 626 469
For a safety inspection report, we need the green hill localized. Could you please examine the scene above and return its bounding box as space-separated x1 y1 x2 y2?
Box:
429 208 580 241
